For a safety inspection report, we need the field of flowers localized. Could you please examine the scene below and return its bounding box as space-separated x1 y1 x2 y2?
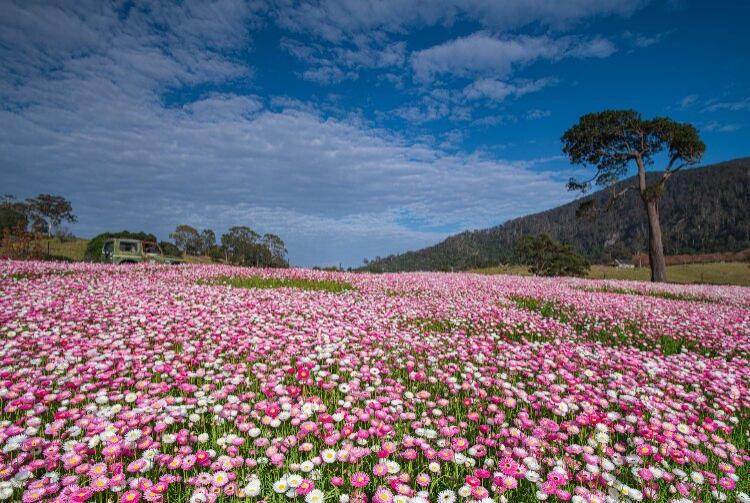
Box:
1 261 748 503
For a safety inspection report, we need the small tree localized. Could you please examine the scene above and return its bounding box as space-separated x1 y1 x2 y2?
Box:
0 204 27 235
199 229 216 255
561 110 705 282
261 233 288 268
159 241 182 257
170 225 201 255
514 234 590 277
220 226 260 266
24 194 77 237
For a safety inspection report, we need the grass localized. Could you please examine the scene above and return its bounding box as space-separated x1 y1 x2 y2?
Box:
205 275 354 293
472 262 750 286
588 262 750 286
581 285 715 303
34 237 88 261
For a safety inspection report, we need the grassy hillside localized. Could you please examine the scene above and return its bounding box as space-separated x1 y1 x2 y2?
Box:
364 158 750 272
471 262 750 286
38 238 88 261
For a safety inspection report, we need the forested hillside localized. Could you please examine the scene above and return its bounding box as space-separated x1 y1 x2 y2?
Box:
363 158 750 272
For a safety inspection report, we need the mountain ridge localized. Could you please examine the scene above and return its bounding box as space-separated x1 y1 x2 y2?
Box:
362 157 750 272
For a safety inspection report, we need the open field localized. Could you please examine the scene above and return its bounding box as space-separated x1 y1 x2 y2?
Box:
472 262 750 286
36 237 88 261
1 261 748 503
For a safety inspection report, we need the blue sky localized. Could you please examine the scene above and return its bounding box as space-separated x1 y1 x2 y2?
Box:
1 0 748 267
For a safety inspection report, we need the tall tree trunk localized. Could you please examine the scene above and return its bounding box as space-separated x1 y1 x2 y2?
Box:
645 199 667 282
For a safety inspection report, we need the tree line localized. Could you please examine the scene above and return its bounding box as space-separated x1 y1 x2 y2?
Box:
167 224 288 267
1 195 288 267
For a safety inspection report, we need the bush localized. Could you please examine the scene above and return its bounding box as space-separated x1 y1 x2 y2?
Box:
207 245 224 262
158 241 182 258
514 234 590 277
84 231 157 262
0 207 27 234
0 224 45 260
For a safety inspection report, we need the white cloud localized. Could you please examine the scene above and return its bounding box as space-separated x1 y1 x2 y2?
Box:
703 97 750 112
463 78 554 102
525 109 552 120
282 37 407 84
678 94 698 109
701 120 741 133
272 0 644 43
411 33 615 83
0 2 576 267
622 30 663 48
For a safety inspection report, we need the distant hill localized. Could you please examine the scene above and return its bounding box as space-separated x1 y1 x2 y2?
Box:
363 158 750 272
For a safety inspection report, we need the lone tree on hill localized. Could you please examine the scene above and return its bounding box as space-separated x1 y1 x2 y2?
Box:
561 110 705 282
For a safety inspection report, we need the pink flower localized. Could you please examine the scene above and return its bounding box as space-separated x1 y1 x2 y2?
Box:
120 490 142 503
373 463 389 476
719 477 736 490
350 472 370 488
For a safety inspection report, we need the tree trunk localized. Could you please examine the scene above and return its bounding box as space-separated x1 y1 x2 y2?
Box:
645 199 667 282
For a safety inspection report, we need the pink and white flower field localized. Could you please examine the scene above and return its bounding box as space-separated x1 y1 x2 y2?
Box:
1 261 748 503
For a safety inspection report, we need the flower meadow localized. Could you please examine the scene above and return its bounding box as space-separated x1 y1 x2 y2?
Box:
1 261 749 503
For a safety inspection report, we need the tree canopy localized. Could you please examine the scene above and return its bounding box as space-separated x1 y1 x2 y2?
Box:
514 234 590 277
561 110 705 282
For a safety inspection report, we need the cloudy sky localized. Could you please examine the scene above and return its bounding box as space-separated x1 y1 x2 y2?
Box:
1 1 748 267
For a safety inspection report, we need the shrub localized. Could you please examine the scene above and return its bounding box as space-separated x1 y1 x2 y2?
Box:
158 241 182 258
514 234 590 277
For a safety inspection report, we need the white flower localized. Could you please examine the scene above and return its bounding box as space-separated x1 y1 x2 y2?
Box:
340 495 350 503
428 461 440 473
273 479 289 493
525 471 540 483
124 429 142 443
244 478 261 497
287 475 303 488
306 489 325 503
438 490 456 503
189 491 208 503
386 460 400 474
458 486 472 498
394 496 408 503
690 471 704 485
321 449 337 463
300 460 314 473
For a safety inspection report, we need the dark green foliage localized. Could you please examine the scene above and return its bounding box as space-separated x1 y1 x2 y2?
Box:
514 234 590 277
220 226 289 267
561 110 704 195
207 245 224 261
200 229 216 254
562 110 705 282
0 207 27 234
158 241 182 257
361 158 750 271
84 231 157 262
170 224 201 255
